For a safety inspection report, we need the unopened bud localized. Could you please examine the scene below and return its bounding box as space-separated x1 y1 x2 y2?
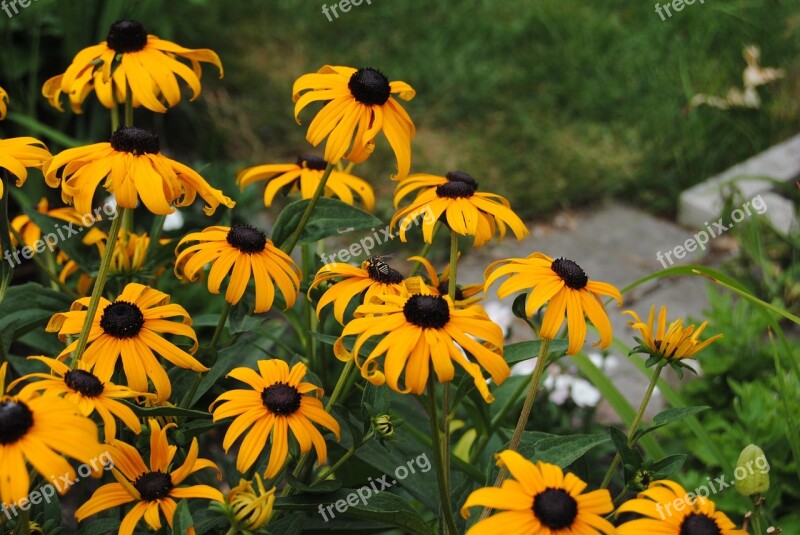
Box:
372 414 395 439
734 444 770 497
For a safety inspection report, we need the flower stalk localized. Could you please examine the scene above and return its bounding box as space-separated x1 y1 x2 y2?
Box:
281 162 334 253
601 361 666 489
426 377 459 535
68 207 126 370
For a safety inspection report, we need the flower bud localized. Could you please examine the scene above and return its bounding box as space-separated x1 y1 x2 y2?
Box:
734 444 770 497
226 474 276 530
372 414 395 439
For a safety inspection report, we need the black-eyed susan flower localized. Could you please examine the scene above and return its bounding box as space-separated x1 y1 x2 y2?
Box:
46 282 205 401
335 277 510 402
9 356 144 441
219 474 276 531
175 225 301 314
625 305 722 368
43 126 235 216
409 255 483 306
10 197 102 250
75 419 223 535
0 86 7 120
616 480 747 535
461 450 615 534
238 154 375 210
0 136 51 200
391 171 528 247
43 19 222 114
293 66 416 179
211 360 340 478
485 253 623 355
309 256 406 324
0 389 104 505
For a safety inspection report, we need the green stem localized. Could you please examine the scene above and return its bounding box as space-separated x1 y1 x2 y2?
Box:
68 207 126 370
471 373 531 462
312 432 373 484
223 526 237 535
209 301 232 351
111 101 119 133
302 243 319 371
441 231 459 502
124 85 133 127
282 359 356 496
750 495 765 535
479 338 551 521
0 173 13 305
281 163 334 254
408 222 441 277
600 362 666 489
426 378 459 535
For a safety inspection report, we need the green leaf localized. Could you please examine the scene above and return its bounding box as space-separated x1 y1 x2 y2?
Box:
77 518 120 535
648 454 687 479
171 500 194 534
608 426 642 470
265 512 305 535
275 490 433 535
271 197 382 248
504 339 569 366
634 406 710 441
284 472 343 493
527 433 611 467
361 382 390 425
0 283 73 356
121 400 211 420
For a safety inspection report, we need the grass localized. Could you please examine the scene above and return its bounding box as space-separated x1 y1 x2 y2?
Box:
1 0 799 219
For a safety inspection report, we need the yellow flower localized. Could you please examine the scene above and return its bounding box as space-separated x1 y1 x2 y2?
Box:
0 136 52 200
46 283 206 401
391 172 528 247
75 419 223 535
238 154 375 210
409 255 483 306
335 278 509 402
43 19 222 113
211 360 340 478
0 389 105 505
485 253 623 355
461 450 615 534
175 225 301 313
9 356 145 442
616 480 748 535
293 65 416 179
309 256 406 324
44 126 235 216
624 305 722 362
0 86 8 120
226 474 276 531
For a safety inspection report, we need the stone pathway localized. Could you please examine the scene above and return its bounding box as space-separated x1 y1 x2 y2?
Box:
458 201 717 422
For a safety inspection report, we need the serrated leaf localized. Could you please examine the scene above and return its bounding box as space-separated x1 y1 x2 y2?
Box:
648 454 687 479
272 197 382 248
361 382 390 425
608 426 642 470
527 433 610 467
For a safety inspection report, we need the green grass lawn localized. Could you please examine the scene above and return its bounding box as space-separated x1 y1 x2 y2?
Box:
2 0 799 218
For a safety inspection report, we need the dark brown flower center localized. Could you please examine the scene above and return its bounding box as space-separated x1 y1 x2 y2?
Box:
680 513 722 535
437 280 464 301
227 224 267 254
436 172 479 199
64 370 105 398
297 154 328 171
110 127 160 155
348 68 391 106
133 471 173 501
106 20 148 53
365 257 404 285
532 488 578 530
551 258 588 290
403 295 450 329
0 400 34 445
100 301 145 339
261 383 302 416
